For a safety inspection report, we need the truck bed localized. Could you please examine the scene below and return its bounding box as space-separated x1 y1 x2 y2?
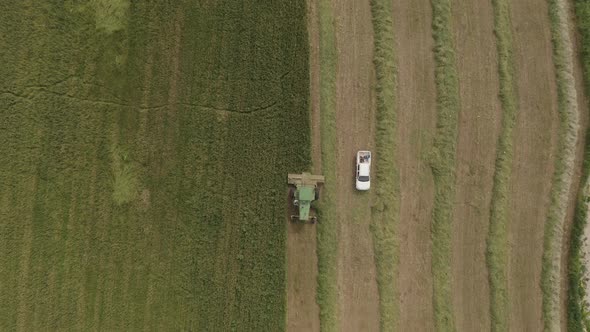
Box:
357 150 371 164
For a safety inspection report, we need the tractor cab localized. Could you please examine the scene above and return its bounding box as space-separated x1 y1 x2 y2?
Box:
287 172 324 223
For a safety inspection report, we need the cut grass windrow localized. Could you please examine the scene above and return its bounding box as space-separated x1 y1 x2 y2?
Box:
543 0 580 330
567 1 590 331
429 0 461 331
566 156 590 332
369 0 399 331
316 0 339 330
486 0 518 331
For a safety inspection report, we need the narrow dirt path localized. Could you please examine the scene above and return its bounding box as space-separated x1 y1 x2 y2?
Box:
286 0 321 330
451 0 501 330
331 0 380 331
392 0 437 330
286 221 320 332
508 0 559 330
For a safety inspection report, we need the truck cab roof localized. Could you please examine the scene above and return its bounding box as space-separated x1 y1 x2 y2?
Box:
358 163 370 176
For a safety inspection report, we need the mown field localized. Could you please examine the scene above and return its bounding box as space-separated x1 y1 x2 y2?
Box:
310 0 590 329
349 0 588 330
0 1 309 330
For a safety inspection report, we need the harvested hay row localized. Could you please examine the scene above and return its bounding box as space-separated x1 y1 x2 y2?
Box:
567 1 590 331
567 173 590 332
486 0 518 330
543 0 580 330
369 0 399 330
429 0 461 331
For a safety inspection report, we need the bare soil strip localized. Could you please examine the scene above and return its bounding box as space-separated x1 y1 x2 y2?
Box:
331 0 381 331
451 0 502 330
286 221 320 332
286 1 321 330
507 0 559 330
392 0 437 330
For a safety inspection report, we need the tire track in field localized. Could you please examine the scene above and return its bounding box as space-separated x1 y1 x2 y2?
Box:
62 61 102 332
139 8 186 328
331 0 380 331
9 4 43 329
15 174 39 332
507 0 559 330
0 190 15 330
451 0 501 330
76 167 97 331
392 0 437 330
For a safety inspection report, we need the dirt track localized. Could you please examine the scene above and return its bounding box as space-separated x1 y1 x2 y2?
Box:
288 1 380 330
331 1 381 331
286 221 320 332
392 0 437 330
451 0 501 330
508 0 559 330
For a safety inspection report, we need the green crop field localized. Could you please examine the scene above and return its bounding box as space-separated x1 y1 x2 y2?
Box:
0 1 309 330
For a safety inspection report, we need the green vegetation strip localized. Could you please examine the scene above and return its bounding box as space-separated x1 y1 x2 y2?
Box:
429 1 461 331
567 157 590 332
486 0 518 331
568 1 590 331
316 0 339 330
0 1 310 330
543 0 581 330
369 0 400 331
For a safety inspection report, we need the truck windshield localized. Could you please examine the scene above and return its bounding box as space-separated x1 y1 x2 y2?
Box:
358 176 369 182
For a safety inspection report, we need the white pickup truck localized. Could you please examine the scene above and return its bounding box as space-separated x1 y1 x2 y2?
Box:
356 150 371 191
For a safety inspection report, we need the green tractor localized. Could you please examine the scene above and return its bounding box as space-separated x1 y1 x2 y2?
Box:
287 172 324 223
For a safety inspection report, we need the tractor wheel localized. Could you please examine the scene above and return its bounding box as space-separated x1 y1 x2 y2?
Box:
315 188 320 200
289 187 295 199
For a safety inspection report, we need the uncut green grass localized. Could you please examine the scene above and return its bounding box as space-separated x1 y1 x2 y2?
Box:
486 0 518 330
369 0 400 330
0 1 309 330
316 0 339 330
429 0 461 331
542 0 580 330
568 1 590 331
